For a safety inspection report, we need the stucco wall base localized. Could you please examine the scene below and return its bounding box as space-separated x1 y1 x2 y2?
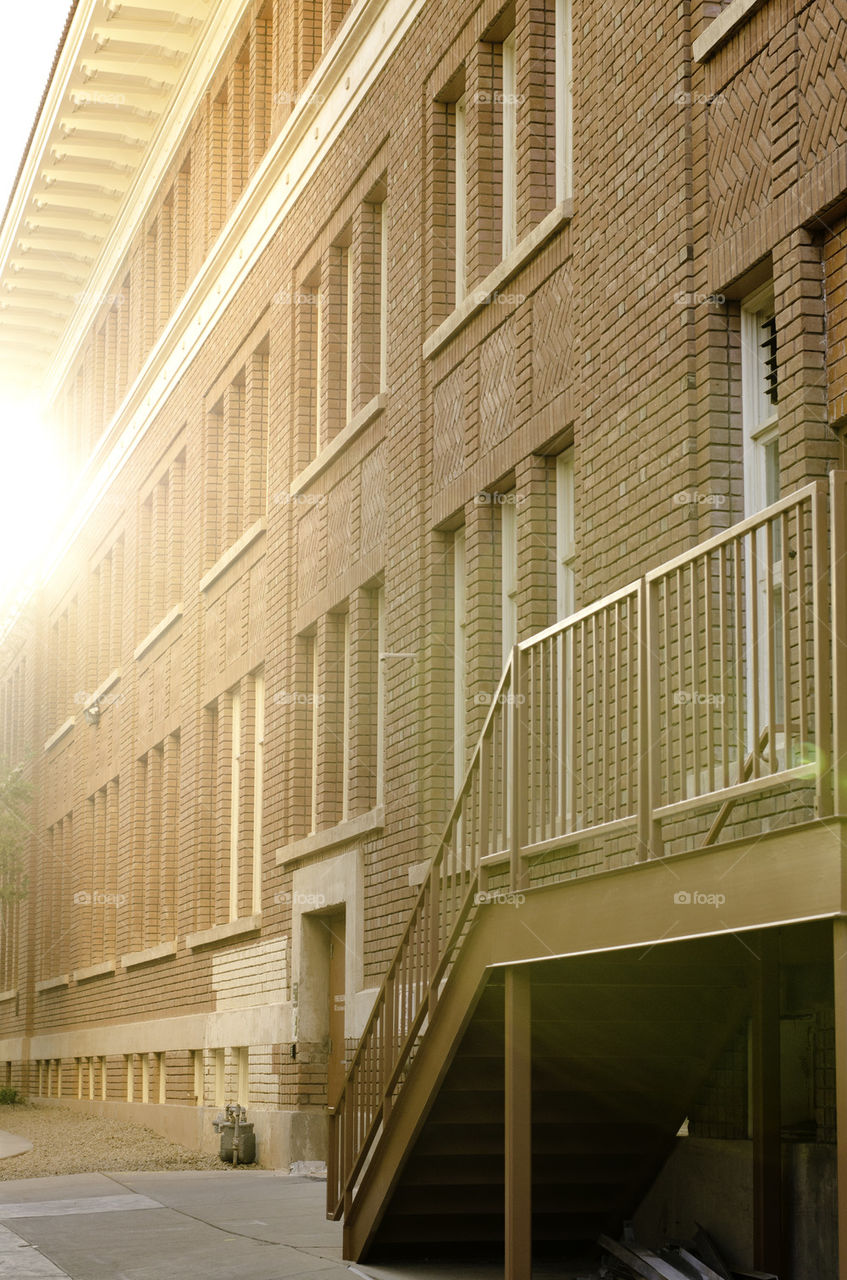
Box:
27 1098 329 1170
633 1137 836 1279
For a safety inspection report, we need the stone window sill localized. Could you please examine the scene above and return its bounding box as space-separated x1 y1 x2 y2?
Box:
134 604 183 661
35 975 69 993
199 519 266 594
289 392 388 495
43 718 75 754
185 915 262 951
276 806 385 865
122 940 177 969
423 200 573 361
0 989 17 1003
693 0 768 61
73 961 116 983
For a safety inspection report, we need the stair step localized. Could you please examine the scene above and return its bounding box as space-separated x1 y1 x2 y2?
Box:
387 1184 629 1214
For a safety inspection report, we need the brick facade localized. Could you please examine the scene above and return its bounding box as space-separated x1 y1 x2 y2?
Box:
0 0 844 1169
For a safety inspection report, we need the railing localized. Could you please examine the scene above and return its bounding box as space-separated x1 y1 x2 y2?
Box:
327 474 846 1221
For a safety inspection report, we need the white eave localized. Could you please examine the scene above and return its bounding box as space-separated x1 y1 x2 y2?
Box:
0 0 246 393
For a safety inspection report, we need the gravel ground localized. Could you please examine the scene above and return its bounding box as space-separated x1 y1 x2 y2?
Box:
0 1102 244 1179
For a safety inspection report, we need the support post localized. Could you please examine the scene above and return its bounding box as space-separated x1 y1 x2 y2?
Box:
751 930 782 1274
831 472 847 816
505 965 531 1280
834 918 847 1280
509 646 528 893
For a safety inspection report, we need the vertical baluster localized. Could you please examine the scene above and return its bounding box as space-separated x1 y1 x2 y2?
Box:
734 538 745 784
796 503 809 750
751 529 762 779
676 568 686 799
705 552 715 794
718 545 729 789
662 577 672 807
765 520 777 772
691 560 701 796
571 624 579 831
781 509 792 770
613 601 621 819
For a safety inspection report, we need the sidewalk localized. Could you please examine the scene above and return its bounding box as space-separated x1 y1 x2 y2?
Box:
0 1168 584 1279
0 1129 32 1161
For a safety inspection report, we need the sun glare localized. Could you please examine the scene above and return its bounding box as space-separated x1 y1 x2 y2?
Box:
0 398 67 601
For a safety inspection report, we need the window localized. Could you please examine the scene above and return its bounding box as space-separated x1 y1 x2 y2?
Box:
376 587 386 806
741 284 779 517
214 1048 226 1107
252 672 265 915
229 687 241 923
556 451 575 618
135 736 179 949
555 0 573 202
455 95 467 304
501 500 518 666
236 1046 249 1105
341 613 352 821
453 528 467 789
501 32 517 257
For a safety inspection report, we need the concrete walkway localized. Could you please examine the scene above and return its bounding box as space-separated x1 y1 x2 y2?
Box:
0 1169 589 1279
0 1129 33 1160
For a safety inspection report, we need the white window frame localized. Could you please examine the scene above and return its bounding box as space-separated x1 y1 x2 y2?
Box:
741 283 779 518
555 0 573 203
501 499 518 666
453 528 467 791
309 632 319 835
229 687 241 922
376 587 386 807
252 670 264 915
314 287 323 452
502 33 518 259
341 612 352 821
556 450 575 619
455 95 467 305
379 202 389 387
344 244 354 425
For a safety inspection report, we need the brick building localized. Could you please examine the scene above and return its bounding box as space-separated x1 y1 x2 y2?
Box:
0 0 846 1274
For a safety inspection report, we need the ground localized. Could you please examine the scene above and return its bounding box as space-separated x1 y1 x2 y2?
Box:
0 1102 234 1179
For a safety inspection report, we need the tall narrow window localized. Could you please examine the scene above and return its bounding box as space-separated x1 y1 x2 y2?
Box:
308 632 319 835
229 688 241 922
314 287 324 451
379 201 389 387
555 0 573 202
453 528 467 790
252 671 265 914
556 451 575 619
741 285 779 516
455 95 467 304
501 500 518 666
345 245 354 424
341 614 352 821
501 33 518 258
375 587 386 807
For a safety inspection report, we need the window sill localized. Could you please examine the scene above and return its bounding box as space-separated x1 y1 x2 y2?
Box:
693 0 768 61
185 915 262 951
0 989 17 1004
35 975 70 993
289 392 388 495
43 718 75 754
83 669 121 714
134 604 183 662
423 200 573 361
199 519 266 594
122 940 177 969
276 806 385 865
73 961 116 983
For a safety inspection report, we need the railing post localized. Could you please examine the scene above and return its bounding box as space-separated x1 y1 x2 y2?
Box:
382 971 395 1124
509 646 527 893
814 482 834 817
831 472 847 816
637 577 661 860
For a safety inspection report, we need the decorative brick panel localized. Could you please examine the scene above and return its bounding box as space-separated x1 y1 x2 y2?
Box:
298 503 323 603
708 52 771 239
532 267 572 411
433 365 465 490
798 0 847 167
361 444 386 555
479 322 517 455
326 473 354 580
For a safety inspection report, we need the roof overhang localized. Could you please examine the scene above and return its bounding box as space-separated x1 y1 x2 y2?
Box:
0 0 248 396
